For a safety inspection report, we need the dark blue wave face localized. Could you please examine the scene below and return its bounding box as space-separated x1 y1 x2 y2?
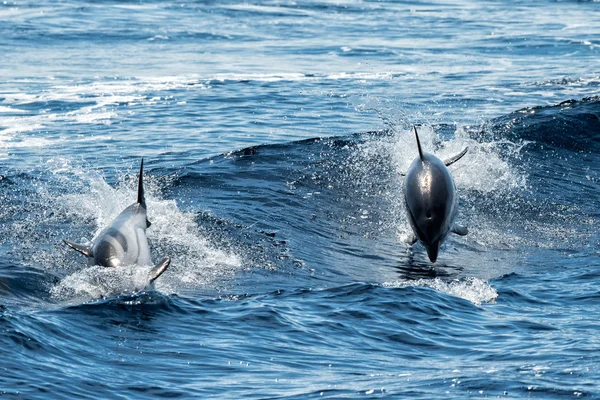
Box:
1 0 600 398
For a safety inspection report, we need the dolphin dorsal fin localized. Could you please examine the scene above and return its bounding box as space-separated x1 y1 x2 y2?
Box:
443 147 469 167
414 126 424 161
137 158 145 205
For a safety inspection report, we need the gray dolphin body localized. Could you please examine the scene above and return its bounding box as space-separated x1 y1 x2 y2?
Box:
63 160 170 283
404 127 469 262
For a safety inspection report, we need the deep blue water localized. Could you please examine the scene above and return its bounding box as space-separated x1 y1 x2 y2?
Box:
1 0 599 398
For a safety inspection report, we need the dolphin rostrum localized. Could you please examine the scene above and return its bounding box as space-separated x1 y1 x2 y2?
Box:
63 159 170 283
403 127 469 262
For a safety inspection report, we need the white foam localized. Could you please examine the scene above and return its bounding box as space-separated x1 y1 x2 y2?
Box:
50 264 157 300
382 277 498 305
0 105 26 113
0 76 208 152
208 72 309 83
0 114 49 135
327 72 395 80
0 121 55 160
162 72 399 83
113 4 159 10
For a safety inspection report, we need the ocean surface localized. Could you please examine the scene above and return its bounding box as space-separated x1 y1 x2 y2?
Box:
1 0 599 398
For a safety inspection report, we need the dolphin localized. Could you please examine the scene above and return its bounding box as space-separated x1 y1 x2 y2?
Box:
403 127 469 262
63 159 170 283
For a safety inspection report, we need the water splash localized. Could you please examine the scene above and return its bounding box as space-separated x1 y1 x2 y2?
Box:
384 125 527 193
342 124 528 249
50 264 156 301
28 159 243 301
383 277 498 305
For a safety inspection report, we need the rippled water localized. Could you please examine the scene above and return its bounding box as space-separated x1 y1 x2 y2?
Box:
1 0 599 398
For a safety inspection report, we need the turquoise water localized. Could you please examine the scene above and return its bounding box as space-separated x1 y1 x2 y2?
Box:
1 1 599 398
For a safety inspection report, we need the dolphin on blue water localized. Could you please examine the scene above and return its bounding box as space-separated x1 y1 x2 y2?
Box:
63 159 170 283
404 126 469 262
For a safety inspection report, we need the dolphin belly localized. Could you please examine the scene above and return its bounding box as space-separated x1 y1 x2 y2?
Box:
401 126 468 263
135 227 151 266
93 225 141 267
404 154 458 262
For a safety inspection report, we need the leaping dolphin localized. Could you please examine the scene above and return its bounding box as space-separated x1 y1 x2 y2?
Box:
404 127 469 262
63 159 170 283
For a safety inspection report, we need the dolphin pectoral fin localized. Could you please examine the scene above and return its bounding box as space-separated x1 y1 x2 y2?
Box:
146 218 152 228
148 257 171 283
451 224 468 236
63 240 94 257
443 147 469 167
405 234 418 245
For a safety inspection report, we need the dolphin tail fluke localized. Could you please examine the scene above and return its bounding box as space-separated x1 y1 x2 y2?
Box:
63 240 93 257
443 147 469 167
413 126 424 161
148 256 171 283
451 224 468 236
137 158 145 205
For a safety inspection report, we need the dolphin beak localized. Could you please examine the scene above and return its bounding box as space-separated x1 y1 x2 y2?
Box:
426 242 440 263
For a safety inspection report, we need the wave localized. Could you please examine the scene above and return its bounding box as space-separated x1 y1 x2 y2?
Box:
383 277 497 305
186 97 597 258
1 97 598 305
482 96 600 151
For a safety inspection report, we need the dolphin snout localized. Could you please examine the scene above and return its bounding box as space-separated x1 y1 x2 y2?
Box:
425 242 440 263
